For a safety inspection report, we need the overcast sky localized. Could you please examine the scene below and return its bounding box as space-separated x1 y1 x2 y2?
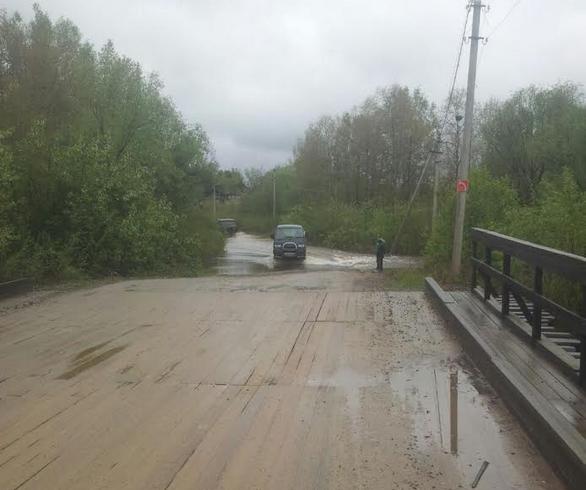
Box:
5 1 586 169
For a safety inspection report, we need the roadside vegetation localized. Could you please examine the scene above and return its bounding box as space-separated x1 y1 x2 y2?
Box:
0 7 225 281
235 84 586 288
383 268 427 291
2 7 585 294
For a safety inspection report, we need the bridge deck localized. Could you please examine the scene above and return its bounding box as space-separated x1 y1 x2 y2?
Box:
0 272 565 490
426 278 586 489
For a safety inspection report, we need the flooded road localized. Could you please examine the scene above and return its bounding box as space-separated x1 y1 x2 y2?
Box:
215 232 421 275
0 269 565 489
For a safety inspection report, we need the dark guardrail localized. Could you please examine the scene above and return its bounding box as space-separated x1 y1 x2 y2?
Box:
470 228 586 385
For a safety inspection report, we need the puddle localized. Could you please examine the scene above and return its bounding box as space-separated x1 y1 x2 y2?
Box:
385 364 545 488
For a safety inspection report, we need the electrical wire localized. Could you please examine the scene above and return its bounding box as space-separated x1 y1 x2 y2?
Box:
439 4 472 132
389 4 472 256
486 0 522 39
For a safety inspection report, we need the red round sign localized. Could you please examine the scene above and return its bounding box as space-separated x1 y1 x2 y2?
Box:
456 179 470 193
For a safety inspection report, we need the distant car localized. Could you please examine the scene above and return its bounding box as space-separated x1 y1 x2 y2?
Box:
272 224 306 260
217 218 237 235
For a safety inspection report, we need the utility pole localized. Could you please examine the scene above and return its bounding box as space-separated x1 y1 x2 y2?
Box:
451 0 483 276
212 185 216 219
272 171 276 225
455 114 463 175
432 158 440 230
431 144 443 231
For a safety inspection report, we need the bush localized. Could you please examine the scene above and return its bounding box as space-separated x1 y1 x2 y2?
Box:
424 166 586 311
0 9 223 283
284 200 431 255
499 168 586 309
501 168 586 256
424 167 519 280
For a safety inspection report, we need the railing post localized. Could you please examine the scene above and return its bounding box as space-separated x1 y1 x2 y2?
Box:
533 267 543 340
578 284 586 386
471 240 478 292
578 335 586 386
483 247 492 301
502 254 511 316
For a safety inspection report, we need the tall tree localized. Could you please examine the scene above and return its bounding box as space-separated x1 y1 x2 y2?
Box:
480 83 586 201
0 5 222 279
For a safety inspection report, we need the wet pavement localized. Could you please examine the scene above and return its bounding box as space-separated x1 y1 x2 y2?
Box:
0 257 567 488
214 232 421 275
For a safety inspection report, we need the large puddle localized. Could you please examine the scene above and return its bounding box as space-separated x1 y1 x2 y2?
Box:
214 232 422 275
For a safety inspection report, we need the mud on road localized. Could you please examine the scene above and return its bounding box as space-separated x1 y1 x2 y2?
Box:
0 268 565 489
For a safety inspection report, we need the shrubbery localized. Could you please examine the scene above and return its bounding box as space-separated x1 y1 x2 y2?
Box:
425 166 586 309
425 167 519 280
498 169 586 309
0 8 223 282
0 137 224 281
284 200 430 255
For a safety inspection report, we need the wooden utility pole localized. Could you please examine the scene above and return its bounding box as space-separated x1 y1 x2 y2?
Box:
450 369 458 454
212 185 216 219
431 144 443 231
432 158 440 230
272 172 276 225
451 0 483 276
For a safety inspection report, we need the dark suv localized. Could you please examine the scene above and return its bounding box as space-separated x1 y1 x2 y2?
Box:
217 218 237 235
272 224 306 260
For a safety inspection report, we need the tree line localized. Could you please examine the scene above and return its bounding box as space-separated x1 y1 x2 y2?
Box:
0 6 228 280
236 82 586 269
3 6 585 284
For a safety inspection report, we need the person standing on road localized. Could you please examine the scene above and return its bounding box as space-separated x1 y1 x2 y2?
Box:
376 237 386 271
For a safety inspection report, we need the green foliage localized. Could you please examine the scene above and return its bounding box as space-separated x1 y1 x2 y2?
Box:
500 169 586 256
424 167 519 280
424 166 586 310
481 83 586 201
294 85 436 205
216 169 246 200
0 7 223 281
284 200 430 255
425 83 586 306
384 268 426 291
233 158 432 256
0 140 17 258
499 169 586 309
233 165 301 234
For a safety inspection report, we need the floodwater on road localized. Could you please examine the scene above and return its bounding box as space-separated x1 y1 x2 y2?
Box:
214 232 422 275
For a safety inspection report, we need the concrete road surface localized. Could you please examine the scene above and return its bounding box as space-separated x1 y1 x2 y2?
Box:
0 237 565 489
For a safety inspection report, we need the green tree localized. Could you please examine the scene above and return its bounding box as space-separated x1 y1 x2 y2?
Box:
480 83 586 201
0 5 223 280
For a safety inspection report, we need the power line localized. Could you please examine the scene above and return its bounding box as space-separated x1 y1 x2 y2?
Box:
479 0 522 74
389 4 472 256
486 0 522 39
440 4 472 130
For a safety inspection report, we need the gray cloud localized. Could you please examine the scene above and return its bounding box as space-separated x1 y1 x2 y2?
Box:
5 0 586 169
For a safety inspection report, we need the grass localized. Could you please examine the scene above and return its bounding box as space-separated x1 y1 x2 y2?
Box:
383 268 426 291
